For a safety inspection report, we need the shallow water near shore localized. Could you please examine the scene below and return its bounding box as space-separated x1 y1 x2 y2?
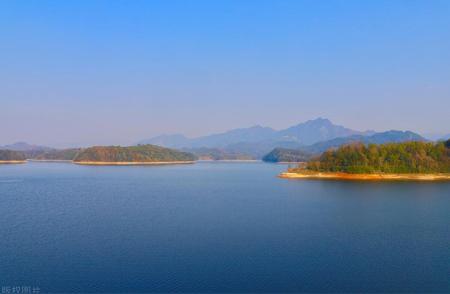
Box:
1 162 449 292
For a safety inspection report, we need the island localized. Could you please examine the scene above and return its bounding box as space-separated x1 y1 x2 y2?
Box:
280 140 450 181
72 144 197 165
0 150 27 164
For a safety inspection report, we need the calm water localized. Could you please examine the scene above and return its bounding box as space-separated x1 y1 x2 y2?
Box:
0 162 449 293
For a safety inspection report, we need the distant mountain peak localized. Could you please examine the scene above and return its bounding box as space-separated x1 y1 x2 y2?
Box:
248 125 271 130
139 117 362 149
302 130 426 154
309 117 331 123
138 119 424 159
138 134 190 148
279 118 360 145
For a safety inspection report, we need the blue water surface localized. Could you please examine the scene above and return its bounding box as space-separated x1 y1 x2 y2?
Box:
0 162 449 292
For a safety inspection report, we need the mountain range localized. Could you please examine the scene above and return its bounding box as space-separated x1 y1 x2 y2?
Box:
0 142 53 152
439 133 450 141
302 130 425 154
139 118 372 148
0 142 55 159
139 118 423 159
0 118 433 161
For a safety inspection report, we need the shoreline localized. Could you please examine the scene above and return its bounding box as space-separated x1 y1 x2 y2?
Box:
73 161 195 166
27 159 73 163
0 160 27 164
197 159 260 162
279 171 450 181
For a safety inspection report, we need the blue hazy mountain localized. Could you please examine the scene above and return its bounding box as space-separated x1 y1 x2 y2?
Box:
140 134 191 148
0 142 53 152
0 142 56 160
139 118 365 149
189 126 279 148
277 118 366 145
262 130 426 162
421 132 450 141
140 119 425 159
140 126 279 149
303 130 425 154
439 134 450 141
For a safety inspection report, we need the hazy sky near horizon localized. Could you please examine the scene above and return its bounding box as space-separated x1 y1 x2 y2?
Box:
1 0 449 147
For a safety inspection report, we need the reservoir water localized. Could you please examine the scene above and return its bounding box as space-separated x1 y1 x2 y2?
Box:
1 162 449 292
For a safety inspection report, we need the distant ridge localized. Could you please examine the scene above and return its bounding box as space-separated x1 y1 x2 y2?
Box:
140 125 279 149
0 142 56 159
263 130 426 162
303 130 426 154
439 133 450 141
421 132 450 141
0 142 53 152
139 118 365 153
277 118 363 145
139 118 421 159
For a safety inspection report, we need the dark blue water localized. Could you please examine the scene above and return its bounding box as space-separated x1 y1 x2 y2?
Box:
0 162 449 293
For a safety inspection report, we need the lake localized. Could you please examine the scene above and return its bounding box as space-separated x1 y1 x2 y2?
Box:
1 162 449 292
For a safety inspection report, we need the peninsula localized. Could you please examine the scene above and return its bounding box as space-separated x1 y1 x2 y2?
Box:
280 140 450 181
0 150 27 164
72 144 196 165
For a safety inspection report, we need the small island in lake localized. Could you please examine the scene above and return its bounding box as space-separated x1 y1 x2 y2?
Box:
0 150 27 164
280 140 450 181
73 144 197 165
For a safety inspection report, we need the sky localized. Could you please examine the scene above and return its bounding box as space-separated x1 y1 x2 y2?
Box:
1 0 449 147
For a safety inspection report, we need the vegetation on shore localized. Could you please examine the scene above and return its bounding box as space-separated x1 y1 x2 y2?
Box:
280 171 450 181
262 130 425 162
262 148 312 162
183 147 255 160
73 144 196 163
0 150 26 162
33 148 82 161
289 140 450 174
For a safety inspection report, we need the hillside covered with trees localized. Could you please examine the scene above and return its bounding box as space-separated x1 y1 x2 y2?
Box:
183 147 255 160
0 150 26 162
303 140 450 174
263 148 312 162
73 145 196 163
33 148 82 161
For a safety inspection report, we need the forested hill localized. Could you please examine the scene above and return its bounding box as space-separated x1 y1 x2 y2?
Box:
33 148 82 161
303 130 425 154
182 147 255 160
262 130 425 162
73 145 197 163
263 148 312 162
305 140 450 174
0 150 26 161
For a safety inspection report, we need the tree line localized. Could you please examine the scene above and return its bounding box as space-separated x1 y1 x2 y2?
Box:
305 140 450 174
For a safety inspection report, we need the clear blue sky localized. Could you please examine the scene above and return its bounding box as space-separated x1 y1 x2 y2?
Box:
1 0 449 147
